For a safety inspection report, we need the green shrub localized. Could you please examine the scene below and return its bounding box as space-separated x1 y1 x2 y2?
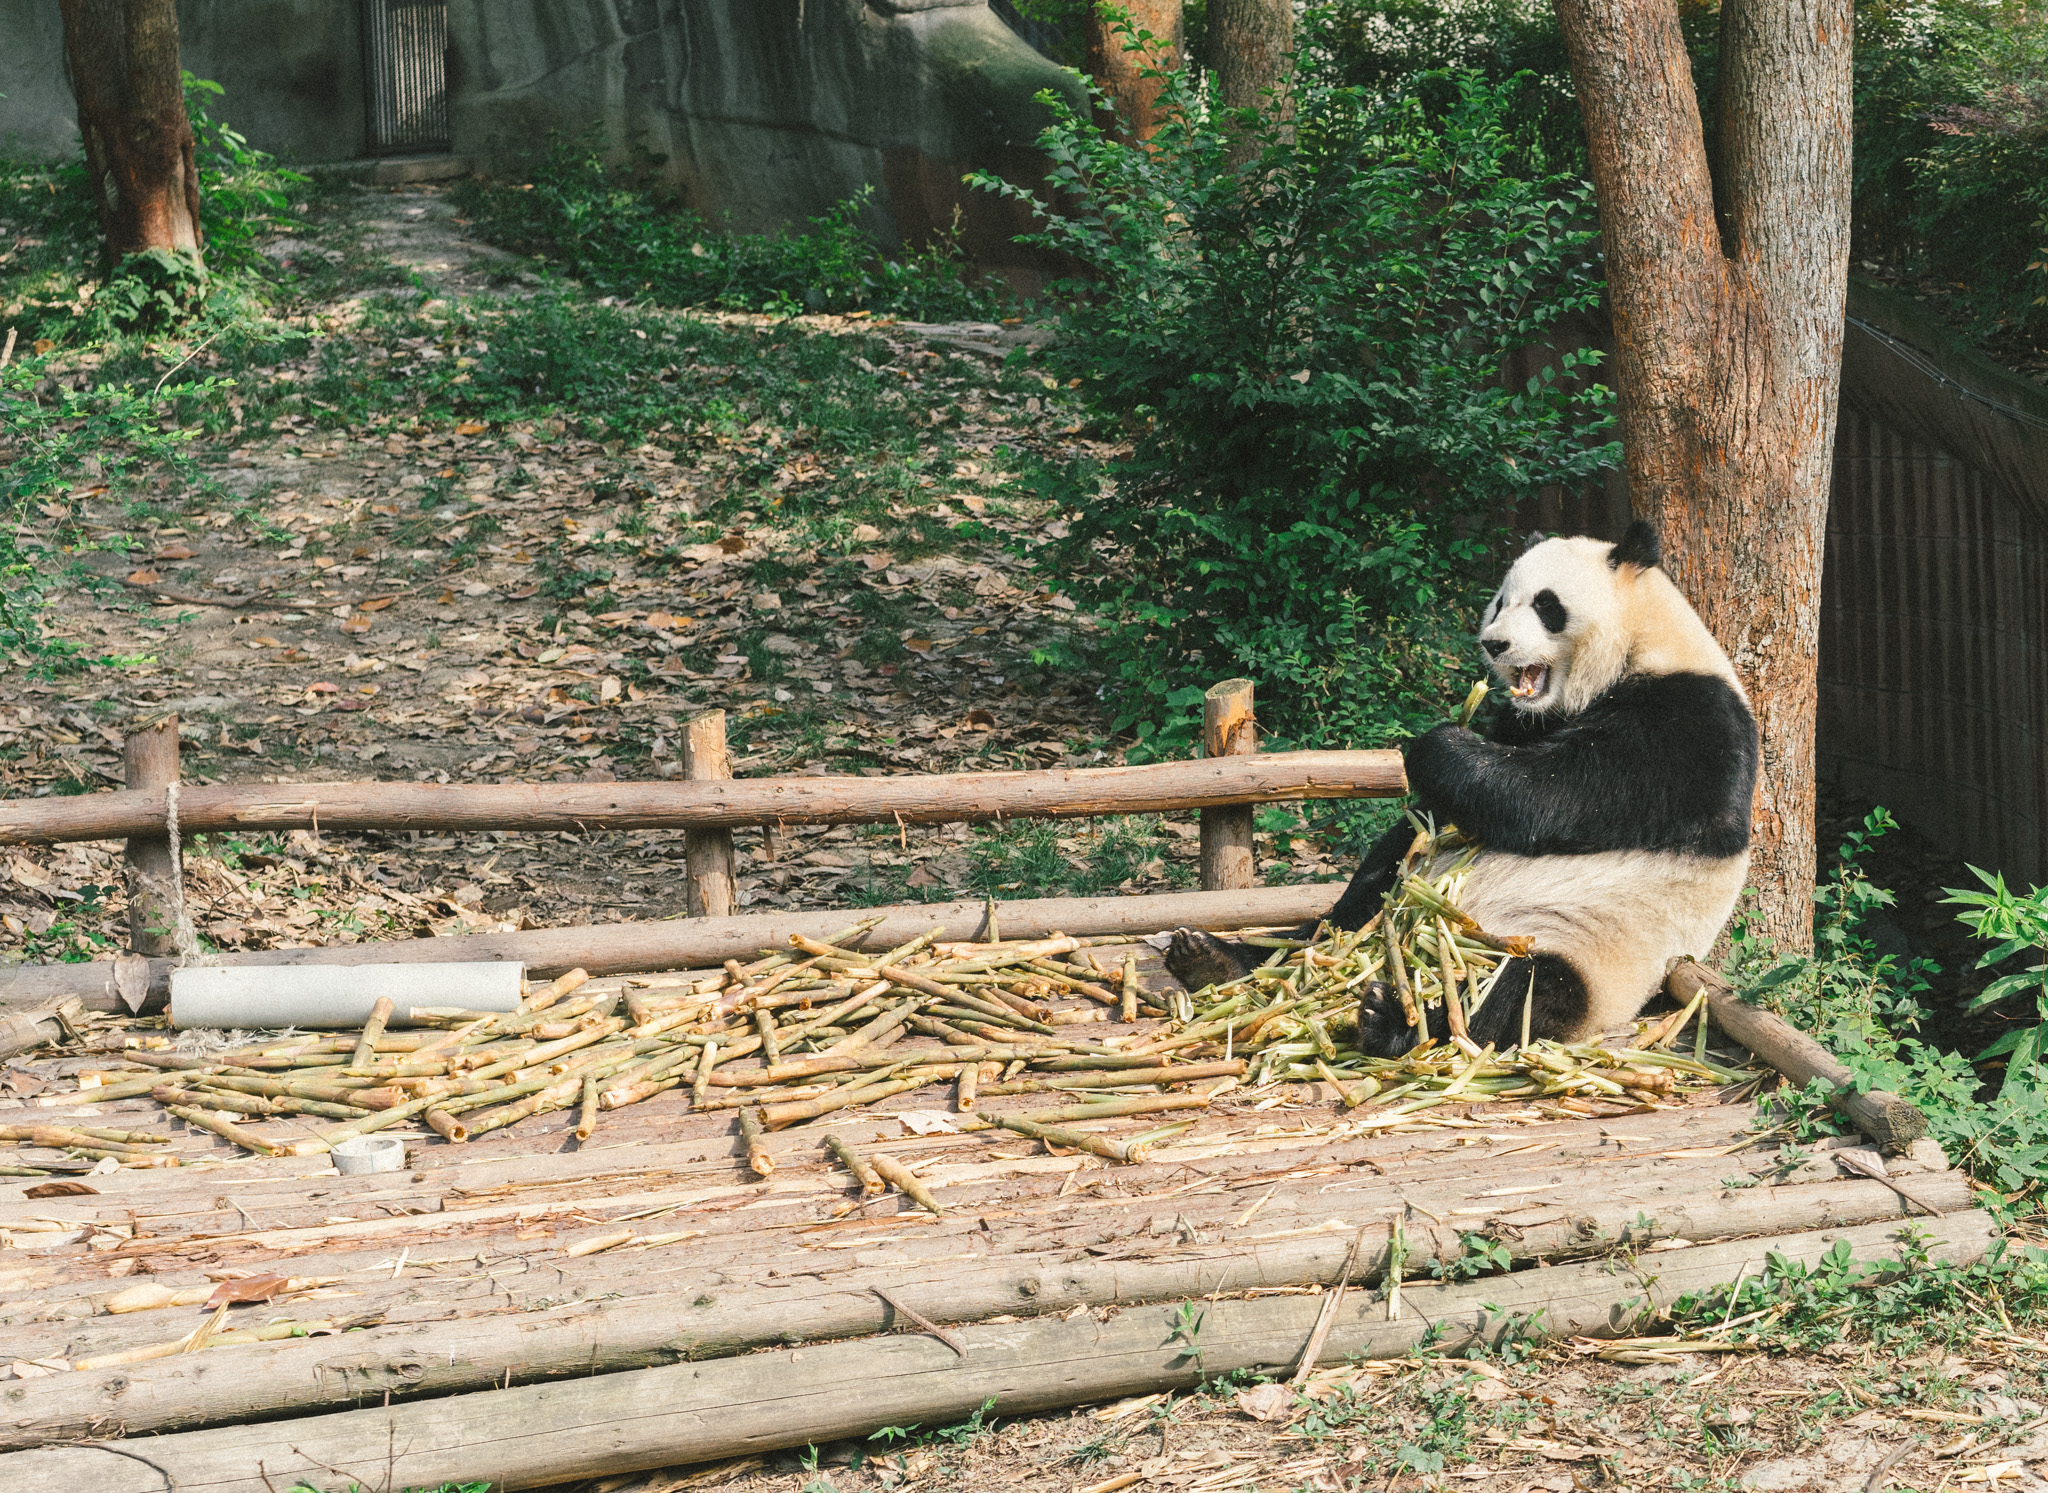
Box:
452 139 1002 321
974 27 1616 759
1732 809 2048 1212
1849 1 2048 349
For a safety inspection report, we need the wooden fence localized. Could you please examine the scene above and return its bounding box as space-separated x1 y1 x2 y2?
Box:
0 681 1402 1010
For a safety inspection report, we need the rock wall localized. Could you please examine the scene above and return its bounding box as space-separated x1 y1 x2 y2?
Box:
0 1 363 166
448 0 1083 282
0 0 1078 282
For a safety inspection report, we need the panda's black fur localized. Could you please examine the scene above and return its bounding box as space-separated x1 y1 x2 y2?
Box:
1164 521 1759 1056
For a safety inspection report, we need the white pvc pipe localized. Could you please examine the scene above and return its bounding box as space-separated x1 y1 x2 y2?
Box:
169 963 525 1030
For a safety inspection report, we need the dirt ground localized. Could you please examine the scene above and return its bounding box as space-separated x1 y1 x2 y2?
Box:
0 181 1361 971
4 185 2041 1493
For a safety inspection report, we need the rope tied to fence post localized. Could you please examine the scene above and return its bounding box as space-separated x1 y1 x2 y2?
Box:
163 783 205 967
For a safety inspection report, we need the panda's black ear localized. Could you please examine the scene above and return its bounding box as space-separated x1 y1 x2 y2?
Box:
1521 530 1547 553
1609 520 1661 571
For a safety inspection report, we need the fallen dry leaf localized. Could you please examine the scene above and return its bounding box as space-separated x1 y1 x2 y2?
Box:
357 596 397 612
1236 1383 1296 1422
124 569 162 586
206 1273 292 1307
24 1181 98 1199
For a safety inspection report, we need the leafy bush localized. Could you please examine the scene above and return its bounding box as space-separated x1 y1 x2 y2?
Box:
182 73 306 276
975 27 1616 758
452 140 1002 321
93 245 208 332
1733 809 2048 1211
1849 1 2048 350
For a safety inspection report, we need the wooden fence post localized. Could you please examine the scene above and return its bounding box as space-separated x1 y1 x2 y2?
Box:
1199 679 1257 891
681 711 737 917
122 716 180 956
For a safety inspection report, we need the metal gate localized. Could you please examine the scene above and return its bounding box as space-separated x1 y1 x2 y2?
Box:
363 0 449 155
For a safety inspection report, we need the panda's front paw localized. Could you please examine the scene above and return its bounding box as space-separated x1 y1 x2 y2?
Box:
1356 980 1420 1058
1403 721 1480 801
1161 928 1260 993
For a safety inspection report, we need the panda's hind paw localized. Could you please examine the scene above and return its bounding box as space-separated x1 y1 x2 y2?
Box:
1357 979 1420 1059
1162 928 1261 993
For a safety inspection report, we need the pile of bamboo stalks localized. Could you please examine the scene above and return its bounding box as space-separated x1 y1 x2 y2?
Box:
1172 815 1753 1108
28 917 1241 1175
22 879 1750 1182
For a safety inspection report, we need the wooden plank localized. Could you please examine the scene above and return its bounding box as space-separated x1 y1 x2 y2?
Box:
1199 679 1257 892
1 1213 1997 1489
680 710 735 918
0 1173 1968 1448
0 884 1341 1012
0 749 1405 846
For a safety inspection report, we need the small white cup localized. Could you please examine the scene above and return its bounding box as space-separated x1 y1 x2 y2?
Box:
331 1136 405 1175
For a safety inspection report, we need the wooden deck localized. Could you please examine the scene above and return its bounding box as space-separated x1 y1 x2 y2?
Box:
0 947 1975 1474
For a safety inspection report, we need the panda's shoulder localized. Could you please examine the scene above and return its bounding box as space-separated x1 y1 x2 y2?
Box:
1589 670 1756 742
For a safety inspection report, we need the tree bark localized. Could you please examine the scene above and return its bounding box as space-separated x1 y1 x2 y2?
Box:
58 0 203 264
1085 0 1183 141
1209 0 1294 115
1550 0 1851 951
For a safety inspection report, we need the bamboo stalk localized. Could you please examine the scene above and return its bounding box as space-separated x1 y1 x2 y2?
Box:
825 1132 885 1196
527 967 590 1013
165 1104 286 1157
1121 951 1140 1023
738 1107 774 1179
351 997 394 1071
982 1112 1150 1163
871 1153 943 1216
575 1075 598 1142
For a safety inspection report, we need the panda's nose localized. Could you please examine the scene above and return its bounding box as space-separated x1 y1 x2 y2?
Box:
1481 639 1509 659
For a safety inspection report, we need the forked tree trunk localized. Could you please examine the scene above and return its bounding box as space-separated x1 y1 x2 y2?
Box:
1551 0 1852 952
1085 0 1183 141
59 0 203 264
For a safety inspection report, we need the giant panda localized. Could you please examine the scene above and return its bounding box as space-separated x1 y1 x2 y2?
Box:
1164 521 1759 1056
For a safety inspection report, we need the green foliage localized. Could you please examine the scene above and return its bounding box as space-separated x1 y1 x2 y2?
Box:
0 351 221 663
1731 809 2048 1210
182 73 307 276
1945 866 2048 1096
1849 0 2048 348
1669 1230 2048 1355
452 138 1001 321
1429 1232 1514 1281
975 28 1616 757
93 246 208 333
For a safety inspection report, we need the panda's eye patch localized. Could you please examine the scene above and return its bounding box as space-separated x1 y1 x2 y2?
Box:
1532 589 1568 633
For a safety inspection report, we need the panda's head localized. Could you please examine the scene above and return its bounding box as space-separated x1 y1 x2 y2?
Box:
1478 520 1732 716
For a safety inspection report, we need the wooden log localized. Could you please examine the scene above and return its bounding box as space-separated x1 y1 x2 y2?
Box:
0 885 1342 1013
1199 678 1257 892
0 998 79 1063
0 749 1404 846
681 710 737 918
120 716 180 958
0 1171 1973 1450
2 1212 1994 1487
1667 959 1928 1148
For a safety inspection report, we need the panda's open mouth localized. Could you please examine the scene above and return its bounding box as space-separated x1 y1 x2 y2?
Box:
1509 664 1551 700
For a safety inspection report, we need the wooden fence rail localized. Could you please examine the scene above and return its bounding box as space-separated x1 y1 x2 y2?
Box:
0 750 1403 846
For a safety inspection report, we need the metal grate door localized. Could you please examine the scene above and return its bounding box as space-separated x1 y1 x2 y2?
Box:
364 0 449 155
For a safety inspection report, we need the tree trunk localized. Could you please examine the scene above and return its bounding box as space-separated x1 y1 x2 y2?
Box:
59 0 203 263
1551 0 1851 952
1085 0 1183 142
1209 0 1293 116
